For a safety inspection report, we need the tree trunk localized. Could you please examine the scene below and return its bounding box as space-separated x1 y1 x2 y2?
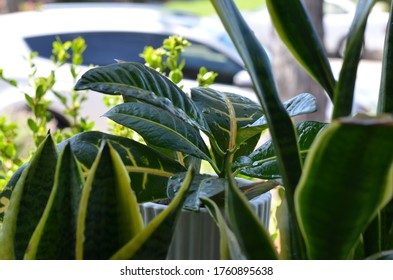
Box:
269 0 330 122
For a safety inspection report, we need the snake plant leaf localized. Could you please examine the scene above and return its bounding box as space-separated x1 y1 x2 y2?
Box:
74 62 211 136
191 87 263 151
76 141 144 260
200 196 244 260
239 121 328 179
24 143 83 260
333 0 376 119
0 135 58 259
295 115 393 259
225 171 278 260
110 167 195 260
104 102 212 164
266 0 336 98
58 131 186 202
378 0 393 114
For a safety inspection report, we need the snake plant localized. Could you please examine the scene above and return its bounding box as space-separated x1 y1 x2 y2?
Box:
206 0 393 260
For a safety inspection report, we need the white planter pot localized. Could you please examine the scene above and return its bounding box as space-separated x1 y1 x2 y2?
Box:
139 191 272 260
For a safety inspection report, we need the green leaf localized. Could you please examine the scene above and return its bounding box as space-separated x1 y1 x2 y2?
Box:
76 141 144 260
110 166 195 260
24 143 84 259
200 197 244 260
333 0 377 118
239 121 328 179
378 0 393 114
74 62 211 136
167 173 216 211
242 92 318 133
0 135 58 259
191 87 263 152
225 170 278 260
27 118 38 133
104 102 212 164
167 173 278 211
58 131 186 202
266 0 336 98
295 115 393 259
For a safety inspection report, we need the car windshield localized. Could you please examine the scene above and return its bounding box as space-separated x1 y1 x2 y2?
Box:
24 31 243 84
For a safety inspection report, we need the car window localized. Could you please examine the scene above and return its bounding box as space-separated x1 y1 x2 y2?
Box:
24 31 243 84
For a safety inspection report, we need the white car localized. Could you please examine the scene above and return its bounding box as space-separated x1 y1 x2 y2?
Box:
323 0 388 58
243 0 389 59
0 3 255 130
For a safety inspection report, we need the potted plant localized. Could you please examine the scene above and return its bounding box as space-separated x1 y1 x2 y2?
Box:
3 0 390 261
198 0 393 260
0 28 317 259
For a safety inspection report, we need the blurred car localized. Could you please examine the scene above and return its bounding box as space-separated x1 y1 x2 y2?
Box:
0 3 255 130
323 0 388 58
243 0 389 59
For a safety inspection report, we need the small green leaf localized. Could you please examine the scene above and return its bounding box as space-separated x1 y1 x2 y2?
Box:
27 118 38 133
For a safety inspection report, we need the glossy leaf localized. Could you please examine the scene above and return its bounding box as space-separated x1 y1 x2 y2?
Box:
58 131 186 202
104 102 213 165
76 142 144 260
243 93 318 132
191 87 263 151
24 144 83 259
296 116 393 259
333 0 376 118
239 121 328 179
0 135 58 259
74 62 211 136
167 173 216 211
110 167 195 260
167 172 278 211
266 0 336 98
